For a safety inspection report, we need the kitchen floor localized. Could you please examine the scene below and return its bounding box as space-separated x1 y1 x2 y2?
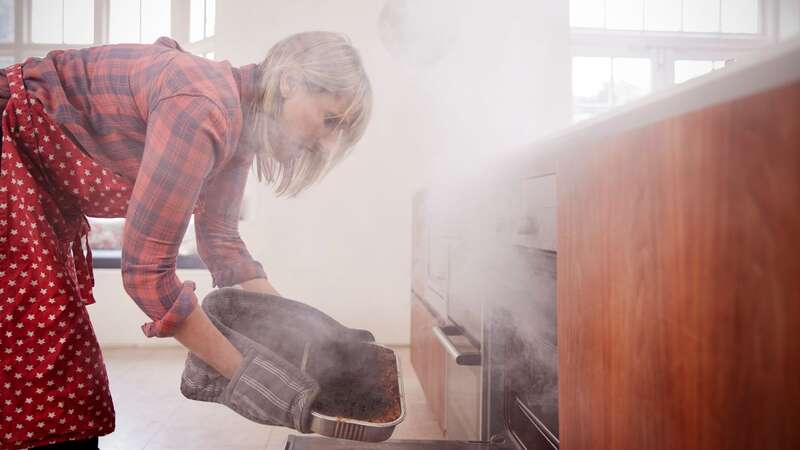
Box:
97 346 444 450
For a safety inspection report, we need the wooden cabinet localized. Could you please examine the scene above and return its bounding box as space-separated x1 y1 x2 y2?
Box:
410 292 447 433
558 81 800 450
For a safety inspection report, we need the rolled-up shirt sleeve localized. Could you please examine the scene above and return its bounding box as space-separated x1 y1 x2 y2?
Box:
121 94 225 338
195 158 267 287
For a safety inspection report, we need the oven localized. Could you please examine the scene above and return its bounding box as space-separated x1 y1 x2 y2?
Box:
287 174 558 450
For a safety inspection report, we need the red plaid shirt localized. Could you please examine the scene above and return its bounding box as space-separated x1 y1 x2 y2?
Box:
0 38 267 337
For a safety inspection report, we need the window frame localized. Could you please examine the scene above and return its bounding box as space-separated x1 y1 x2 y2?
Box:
571 0 784 120
0 0 185 62
1 0 211 270
188 0 214 43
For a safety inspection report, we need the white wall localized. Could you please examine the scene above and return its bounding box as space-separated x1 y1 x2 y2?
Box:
207 0 571 346
213 0 434 345
781 0 800 40
89 0 571 347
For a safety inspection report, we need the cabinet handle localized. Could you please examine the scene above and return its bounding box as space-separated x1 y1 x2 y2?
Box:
432 326 481 366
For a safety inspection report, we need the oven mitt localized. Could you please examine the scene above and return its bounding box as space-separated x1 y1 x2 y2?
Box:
180 288 375 432
180 310 320 431
202 287 375 347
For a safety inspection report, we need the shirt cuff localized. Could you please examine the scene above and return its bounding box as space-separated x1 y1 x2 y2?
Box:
141 281 199 338
210 259 267 288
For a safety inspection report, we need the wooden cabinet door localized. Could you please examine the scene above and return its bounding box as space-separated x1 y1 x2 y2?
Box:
558 81 800 450
410 293 446 432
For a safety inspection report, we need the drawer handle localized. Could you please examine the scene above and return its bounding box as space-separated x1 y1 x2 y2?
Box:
432 326 481 366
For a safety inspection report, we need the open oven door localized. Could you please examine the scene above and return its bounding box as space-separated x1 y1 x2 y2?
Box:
285 435 515 450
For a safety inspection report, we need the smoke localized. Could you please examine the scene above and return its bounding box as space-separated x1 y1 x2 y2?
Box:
378 0 463 68
203 288 401 421
441 178 559 431
375 0 572 188
486 245 559 431
302 341 401 422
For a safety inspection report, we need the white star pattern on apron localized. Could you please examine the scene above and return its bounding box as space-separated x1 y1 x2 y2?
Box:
1 65 130 449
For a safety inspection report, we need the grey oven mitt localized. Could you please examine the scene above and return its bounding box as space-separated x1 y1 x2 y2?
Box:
180 288 375 432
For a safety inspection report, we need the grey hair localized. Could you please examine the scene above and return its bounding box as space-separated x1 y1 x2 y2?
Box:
247 31 373 197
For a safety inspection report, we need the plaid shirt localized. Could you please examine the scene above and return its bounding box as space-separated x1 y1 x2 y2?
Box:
0 38 267 337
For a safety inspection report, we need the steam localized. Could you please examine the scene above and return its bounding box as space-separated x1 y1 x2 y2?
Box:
376 0 572 188
487 246 559 429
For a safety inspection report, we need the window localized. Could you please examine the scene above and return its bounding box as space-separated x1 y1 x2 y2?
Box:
570 0 777 122
780 0 800 40
570 0 761 34
31 0 94 44
1 1 210 269
573 57 652 121
190 0 215 42
674 59 727 84
88 218 205 269
0 0 13 43
109 0 172 44
1 1 178 65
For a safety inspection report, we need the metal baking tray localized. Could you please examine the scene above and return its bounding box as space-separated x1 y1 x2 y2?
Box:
305 343 406 442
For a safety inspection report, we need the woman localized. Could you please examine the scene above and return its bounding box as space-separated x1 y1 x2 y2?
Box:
0 31 372 449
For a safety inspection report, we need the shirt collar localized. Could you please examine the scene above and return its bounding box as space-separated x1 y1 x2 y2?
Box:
232 64 260 159
232 64 259 117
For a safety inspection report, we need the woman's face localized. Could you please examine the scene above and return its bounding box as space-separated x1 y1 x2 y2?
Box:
268 79 352 164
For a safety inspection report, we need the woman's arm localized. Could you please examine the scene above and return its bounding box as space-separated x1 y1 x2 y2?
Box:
238 277 281 295
121 95 247 378
174 305 243 379
172 276 281 379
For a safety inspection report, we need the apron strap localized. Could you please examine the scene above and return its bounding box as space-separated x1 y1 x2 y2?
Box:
5 64 96 306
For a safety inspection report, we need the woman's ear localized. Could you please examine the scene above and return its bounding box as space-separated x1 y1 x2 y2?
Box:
279 71 298 99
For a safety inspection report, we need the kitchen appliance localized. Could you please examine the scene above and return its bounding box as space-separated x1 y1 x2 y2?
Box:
286 437 511 450
288 175 559 449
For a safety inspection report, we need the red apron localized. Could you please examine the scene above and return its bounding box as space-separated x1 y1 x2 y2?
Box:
1 64 131 449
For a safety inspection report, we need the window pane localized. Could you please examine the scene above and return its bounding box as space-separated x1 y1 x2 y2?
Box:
205 0 215 37
0 56 15 67
180 218 198 256
141 0 171 44
109 0 140 44
0 0 13 43
721 0 759 33
63 0 94 44
674 60 714 83
89 218 200 258
88 218 125 250
612 57 651 105
607 0 643 30
190 0 204 42
645 0 681 31
32 0 64 44
573 57 612 106
683 0 721 32
570 0 605 28
780 0 800 40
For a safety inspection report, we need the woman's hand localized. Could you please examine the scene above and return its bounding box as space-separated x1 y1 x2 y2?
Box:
179 288 376 431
